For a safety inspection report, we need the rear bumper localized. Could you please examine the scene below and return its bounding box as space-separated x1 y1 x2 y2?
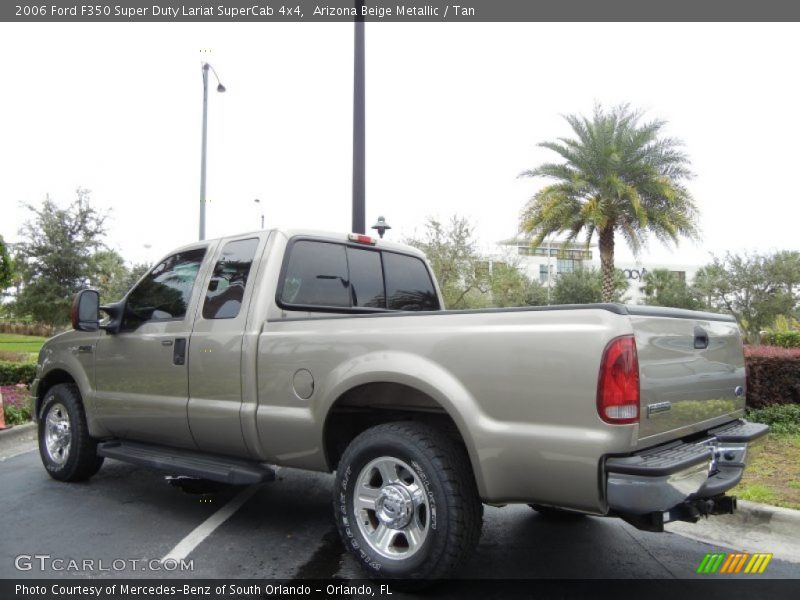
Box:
605 419 768 516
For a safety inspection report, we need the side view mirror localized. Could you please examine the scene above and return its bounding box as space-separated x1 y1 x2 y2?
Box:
71 289 100 332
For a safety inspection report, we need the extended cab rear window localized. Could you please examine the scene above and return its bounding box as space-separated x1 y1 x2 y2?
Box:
278 239 439 312
202 238 259 319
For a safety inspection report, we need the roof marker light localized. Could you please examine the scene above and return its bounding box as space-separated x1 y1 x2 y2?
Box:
348 233 377 245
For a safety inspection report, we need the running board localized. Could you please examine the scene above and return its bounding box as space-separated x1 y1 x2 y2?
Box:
97 440 275 485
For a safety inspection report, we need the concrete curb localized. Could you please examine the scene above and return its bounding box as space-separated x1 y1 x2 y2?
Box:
738 499 800 526
666 499 800 563
0 421 35 442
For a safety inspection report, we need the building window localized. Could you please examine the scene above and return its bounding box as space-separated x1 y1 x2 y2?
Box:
517 244 592 260
557 259 576 274
670 271 686 283
539 264 549 283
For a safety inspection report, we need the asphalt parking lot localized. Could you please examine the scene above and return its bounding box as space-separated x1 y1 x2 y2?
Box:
1 430 798 588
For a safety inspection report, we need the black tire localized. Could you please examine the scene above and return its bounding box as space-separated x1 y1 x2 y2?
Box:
528 504 587 520
38 383 104 482
333 421 482 582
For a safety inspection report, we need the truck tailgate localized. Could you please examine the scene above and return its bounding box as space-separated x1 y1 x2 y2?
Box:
627 307 746 447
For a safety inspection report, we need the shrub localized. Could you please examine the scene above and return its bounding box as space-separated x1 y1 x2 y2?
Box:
762 331 800 349
744 345 800 409
0 383 33 426
2 403 32 426
746 404 800 435
0 361 36 386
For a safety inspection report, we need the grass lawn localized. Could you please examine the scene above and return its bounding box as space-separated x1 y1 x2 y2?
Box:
0 333 46 360
732 433 800 510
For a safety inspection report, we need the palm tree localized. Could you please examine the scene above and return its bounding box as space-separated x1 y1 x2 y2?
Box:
519 104 699 302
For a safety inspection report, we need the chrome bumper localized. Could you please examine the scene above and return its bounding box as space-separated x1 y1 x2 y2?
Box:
605 419 768 516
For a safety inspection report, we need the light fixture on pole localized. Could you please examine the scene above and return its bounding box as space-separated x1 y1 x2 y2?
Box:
371 216 391 239
254 198 264 229
199 62 226 241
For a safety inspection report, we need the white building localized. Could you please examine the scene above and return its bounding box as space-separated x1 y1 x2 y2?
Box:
494 236 701 304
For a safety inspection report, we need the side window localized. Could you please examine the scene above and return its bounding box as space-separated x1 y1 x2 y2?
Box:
280 241 350 307
202 238 259 319
346 247 385 308
123 248 206 330
384 252 439 311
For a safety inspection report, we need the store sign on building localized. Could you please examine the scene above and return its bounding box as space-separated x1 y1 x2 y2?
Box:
623 268 648 280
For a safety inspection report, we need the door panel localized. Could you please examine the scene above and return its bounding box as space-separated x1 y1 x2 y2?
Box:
94 322 195 447
93 245 211 448
188 237 264 457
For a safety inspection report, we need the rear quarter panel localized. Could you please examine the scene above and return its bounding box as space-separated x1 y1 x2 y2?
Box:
253 307 635 511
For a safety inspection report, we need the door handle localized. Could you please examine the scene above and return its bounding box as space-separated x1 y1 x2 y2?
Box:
173 338 187 365
694 326 709 350
161 340 174 346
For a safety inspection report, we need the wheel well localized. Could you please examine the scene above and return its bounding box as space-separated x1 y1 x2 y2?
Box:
323 382 466 471
36 369 76 417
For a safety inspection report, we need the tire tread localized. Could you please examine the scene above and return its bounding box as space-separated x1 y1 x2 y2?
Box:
39 383 103 482
334 420 482 581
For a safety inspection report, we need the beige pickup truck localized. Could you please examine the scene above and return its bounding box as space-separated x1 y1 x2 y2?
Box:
33 229 767 580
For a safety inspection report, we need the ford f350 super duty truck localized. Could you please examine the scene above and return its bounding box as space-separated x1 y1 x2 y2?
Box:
33 229 767 581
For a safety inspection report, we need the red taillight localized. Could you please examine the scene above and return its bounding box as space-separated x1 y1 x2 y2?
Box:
597 335 640 425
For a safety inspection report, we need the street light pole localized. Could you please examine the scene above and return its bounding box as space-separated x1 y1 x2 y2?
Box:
352 4 366 234
199 62 226 241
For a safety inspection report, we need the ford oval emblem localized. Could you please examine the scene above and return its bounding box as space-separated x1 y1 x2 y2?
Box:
734 386 744 397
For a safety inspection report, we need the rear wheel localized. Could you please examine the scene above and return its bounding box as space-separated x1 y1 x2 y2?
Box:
333 421 482 581
38 383 104 482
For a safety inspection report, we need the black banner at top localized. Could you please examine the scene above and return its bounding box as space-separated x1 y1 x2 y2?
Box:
4 0 800 23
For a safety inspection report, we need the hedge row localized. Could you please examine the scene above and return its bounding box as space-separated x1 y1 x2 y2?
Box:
0 361 36 386
762 331 800 349
744 345 800 409
0 321 55 337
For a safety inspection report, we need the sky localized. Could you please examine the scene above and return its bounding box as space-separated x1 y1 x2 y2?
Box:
1 22 799 269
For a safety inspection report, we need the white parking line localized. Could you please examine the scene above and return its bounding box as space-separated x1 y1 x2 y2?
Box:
161 484 260 563
0 447 37 461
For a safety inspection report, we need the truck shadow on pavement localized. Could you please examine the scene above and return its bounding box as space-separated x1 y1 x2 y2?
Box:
10 457 794 582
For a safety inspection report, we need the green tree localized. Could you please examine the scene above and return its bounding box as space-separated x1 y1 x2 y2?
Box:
14 189 107 325
0 234 15 293
640 268 702 309
768 250 800 318
488 261 547 307
89 251 150 304
405 216 489 309
552 267 628 305
519 104 699 302
699 252 795 343
693 263 727 311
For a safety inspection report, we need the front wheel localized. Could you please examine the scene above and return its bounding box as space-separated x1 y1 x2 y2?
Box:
38 383 104 482
333 421 482 581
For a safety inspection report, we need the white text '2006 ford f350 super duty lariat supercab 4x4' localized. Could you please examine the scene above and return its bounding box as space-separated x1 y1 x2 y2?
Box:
33 229 767 581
